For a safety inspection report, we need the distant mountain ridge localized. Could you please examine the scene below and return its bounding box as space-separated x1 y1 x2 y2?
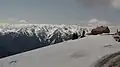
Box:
0 24 85 58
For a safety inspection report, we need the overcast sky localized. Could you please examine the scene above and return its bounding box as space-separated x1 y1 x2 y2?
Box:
0 0 120 25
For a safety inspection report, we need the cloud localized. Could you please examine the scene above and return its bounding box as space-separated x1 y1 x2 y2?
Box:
88 19 110 27
89 19 98 23
76 0 120 9
19 20 29 23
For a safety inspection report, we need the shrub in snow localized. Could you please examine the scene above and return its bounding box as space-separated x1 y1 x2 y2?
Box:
72 32 78 40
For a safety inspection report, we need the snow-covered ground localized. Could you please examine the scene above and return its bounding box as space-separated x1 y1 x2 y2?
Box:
1 35 120 67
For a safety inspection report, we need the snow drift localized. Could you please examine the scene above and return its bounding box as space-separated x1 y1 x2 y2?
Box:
0 24 85 58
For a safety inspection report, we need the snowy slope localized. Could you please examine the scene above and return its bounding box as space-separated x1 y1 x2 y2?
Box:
0 24 86 58
1 35 120 67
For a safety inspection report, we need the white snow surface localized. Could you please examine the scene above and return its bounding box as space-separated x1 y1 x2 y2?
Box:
1 35 120 67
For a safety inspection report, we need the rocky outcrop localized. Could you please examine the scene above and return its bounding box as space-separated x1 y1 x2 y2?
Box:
91 26 110 35
113 35 120 42
113 29 120 42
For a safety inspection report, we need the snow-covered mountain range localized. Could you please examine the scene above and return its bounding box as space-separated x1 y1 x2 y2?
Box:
0 24 86 58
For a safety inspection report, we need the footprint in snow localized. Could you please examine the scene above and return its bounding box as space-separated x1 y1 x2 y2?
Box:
104 44 112 48
69 50 87 59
